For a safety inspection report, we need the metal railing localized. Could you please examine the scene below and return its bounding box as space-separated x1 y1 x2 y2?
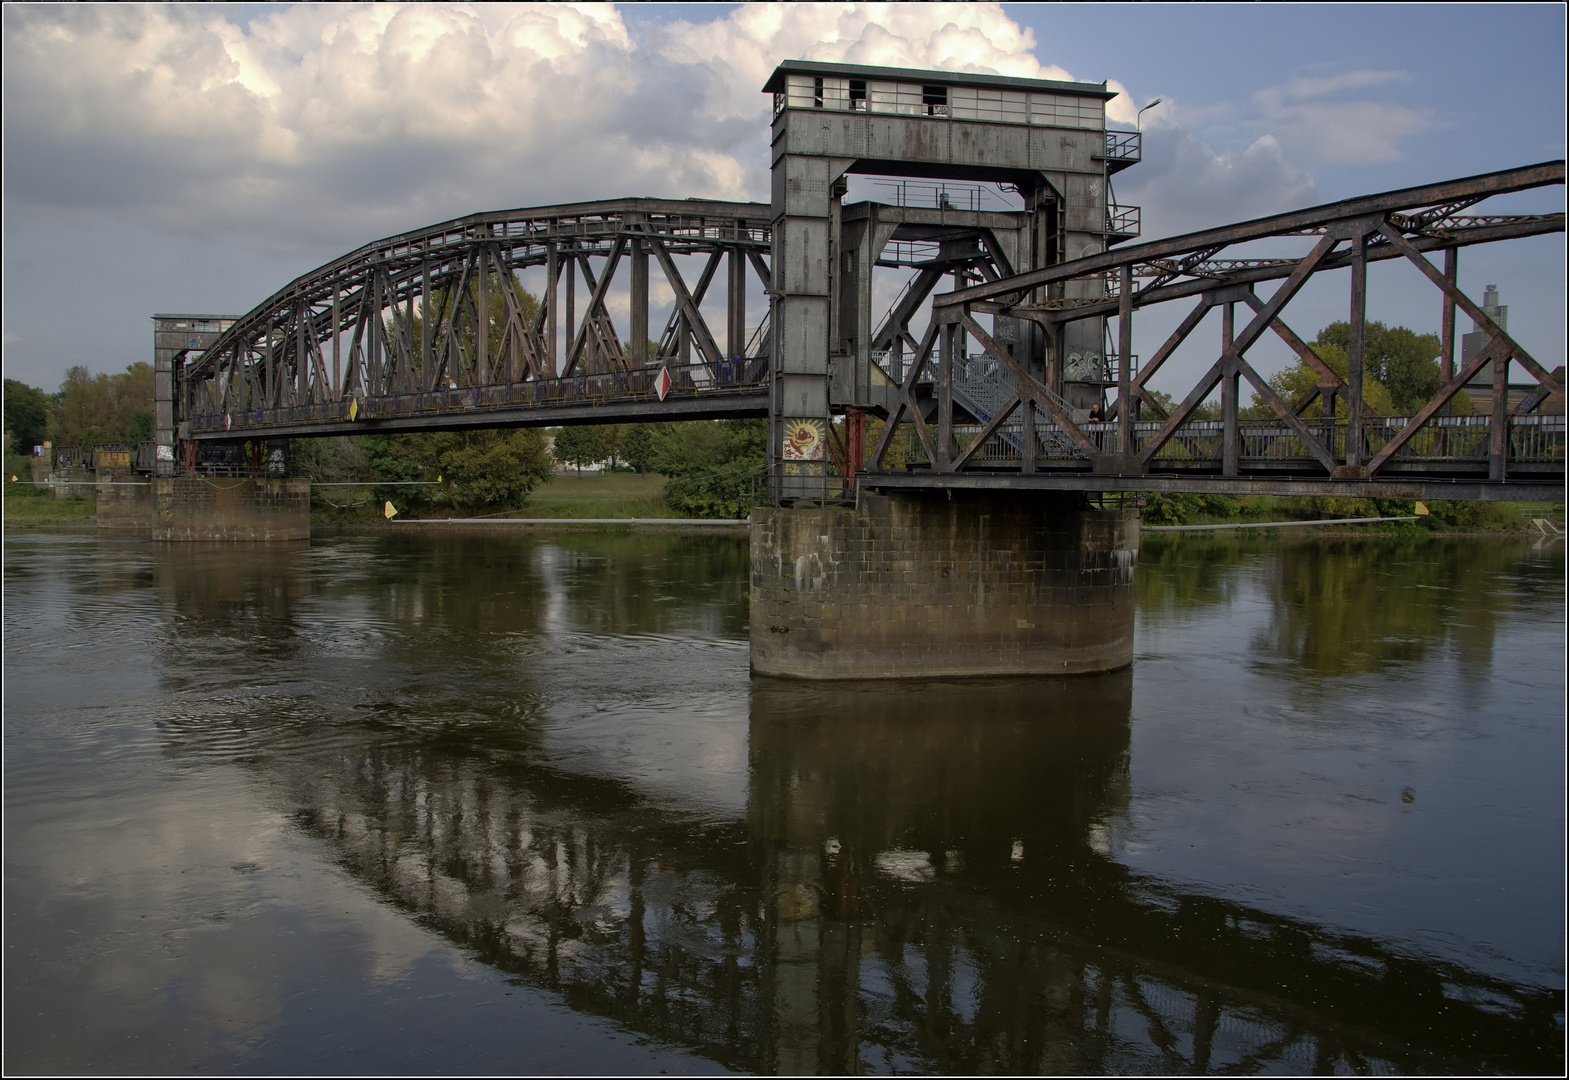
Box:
189 357 769 435
890 412 1566 473
1103 130 1142 169
870 180 1019 212
1107 204 1142 239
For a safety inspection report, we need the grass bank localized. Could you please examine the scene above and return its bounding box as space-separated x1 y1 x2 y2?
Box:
312 471 671 526
1136 493 1555 536
3 485 95 528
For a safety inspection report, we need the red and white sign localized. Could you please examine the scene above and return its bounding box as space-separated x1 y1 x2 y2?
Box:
654 366 672 401
224 412 232 431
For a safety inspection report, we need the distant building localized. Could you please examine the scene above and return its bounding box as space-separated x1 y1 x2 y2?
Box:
1459 285 1563 413
1460 284 1508 391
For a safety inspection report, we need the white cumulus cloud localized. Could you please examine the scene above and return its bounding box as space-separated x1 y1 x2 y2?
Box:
4 2 1148 262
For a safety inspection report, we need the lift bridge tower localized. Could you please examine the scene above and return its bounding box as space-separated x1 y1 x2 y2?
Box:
761 60 1136 501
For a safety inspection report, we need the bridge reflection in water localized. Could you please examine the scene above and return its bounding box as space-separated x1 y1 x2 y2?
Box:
148 538 1560 1075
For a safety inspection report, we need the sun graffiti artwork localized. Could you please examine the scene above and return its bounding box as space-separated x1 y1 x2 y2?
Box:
781 418 826 461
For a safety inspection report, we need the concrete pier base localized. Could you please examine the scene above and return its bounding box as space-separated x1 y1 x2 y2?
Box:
152 477 310 541
749 491 1137 679
51 467 95 500
95 472 154 531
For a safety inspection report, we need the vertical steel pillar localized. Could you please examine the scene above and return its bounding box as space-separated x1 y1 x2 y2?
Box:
476 248 489 383
1439 247 1457 385
545 242 558 382
631 238 648 368
1346 231 1367 467
728 247 745 360
333 288 342 397
938 322 954 469
1490 348 1509 481
418 258 429 392
563 253 575 379
1117 263 1133 456
1222 302 1239 476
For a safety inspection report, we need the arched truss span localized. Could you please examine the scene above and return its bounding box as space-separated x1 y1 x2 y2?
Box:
183 198 773 439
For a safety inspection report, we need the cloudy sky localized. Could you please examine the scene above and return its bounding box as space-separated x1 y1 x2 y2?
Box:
3 2 1564 395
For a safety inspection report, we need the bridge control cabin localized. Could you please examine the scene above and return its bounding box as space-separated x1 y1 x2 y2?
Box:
761 60 1138 501
154 314 238 475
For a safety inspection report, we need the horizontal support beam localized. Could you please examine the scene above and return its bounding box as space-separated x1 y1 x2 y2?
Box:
1008 217 1565 324
862 470 1566 503
939 160 1564 307
190 389 768 440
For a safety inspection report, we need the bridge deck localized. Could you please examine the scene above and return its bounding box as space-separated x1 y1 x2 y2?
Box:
189 360 770 438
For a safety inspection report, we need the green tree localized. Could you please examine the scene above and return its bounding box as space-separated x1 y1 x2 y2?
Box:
49 362 155 445
3 379 51 454
1252 342 1395 418
600 423 627 470
392 430 552 515
619 423 663 472
551 425 609 473
126 409 154 446
292 436 374 483
1139 492 1242 526
1308 321 1445 413
1148 389 1221 422
651 418 766 518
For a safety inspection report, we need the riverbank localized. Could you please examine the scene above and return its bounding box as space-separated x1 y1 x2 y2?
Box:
6 477 1558 537
310 472 674 526
2 487 94 528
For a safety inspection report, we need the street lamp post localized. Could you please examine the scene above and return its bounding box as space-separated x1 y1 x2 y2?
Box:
1137 97 1163 131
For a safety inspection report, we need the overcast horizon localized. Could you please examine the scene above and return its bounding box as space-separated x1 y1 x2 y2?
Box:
3 2 1564 396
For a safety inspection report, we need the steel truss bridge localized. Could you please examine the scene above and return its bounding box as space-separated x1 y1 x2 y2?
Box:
176 165 1565 502
868 160 1566 503
180 198 776 439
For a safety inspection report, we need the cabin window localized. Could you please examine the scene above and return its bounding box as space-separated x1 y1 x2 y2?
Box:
813 76 824 108
849 79 867 111
922 84 948 117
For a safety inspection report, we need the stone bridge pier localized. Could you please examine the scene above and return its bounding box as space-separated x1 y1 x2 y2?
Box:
749 491 1137 679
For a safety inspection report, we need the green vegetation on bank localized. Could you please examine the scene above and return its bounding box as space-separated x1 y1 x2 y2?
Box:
1137 492 1538 533
2 476 95 527
311 473 671 523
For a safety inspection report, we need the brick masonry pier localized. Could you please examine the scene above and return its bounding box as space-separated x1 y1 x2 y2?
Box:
750 492 1137 679
151 477 310 541
95 471 155 531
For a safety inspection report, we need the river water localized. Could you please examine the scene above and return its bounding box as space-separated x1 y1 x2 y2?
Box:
3 527 1563 1075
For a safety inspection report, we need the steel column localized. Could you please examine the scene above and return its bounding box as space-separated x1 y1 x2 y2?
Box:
1117 263 1133 456
631 238 648 368
1222 303 1239 477
1346 231 1367 468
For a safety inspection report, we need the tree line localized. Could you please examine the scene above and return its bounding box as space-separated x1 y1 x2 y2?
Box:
1147 319 1467 420
5 364 156 457
290 418 766 520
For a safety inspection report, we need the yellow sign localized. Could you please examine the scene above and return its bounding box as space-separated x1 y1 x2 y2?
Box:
383 501 399 519
1414 501 1429 516
349 398 359 421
